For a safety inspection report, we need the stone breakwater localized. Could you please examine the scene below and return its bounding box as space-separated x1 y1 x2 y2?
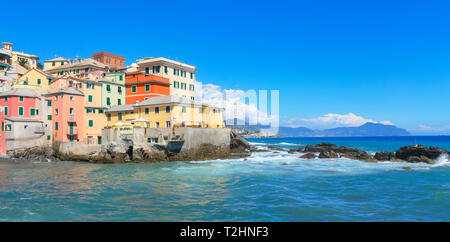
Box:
4 132 254 163
286 143 449 164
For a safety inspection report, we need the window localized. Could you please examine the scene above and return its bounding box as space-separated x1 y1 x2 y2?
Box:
52 62 55 66
118 86 122 93
106 85 111 91
199 107 202 113
106 97 111 105
70 96 74 101
119 75 123 81
155 122 160 128
70 108 74 115
4 107 7 116
19 96 24 102
89 120 93 127
118 99 121 105
97 136 102 145
155 107 159 114
189 84 195 91
88 95 93 102
145 84 150 92
4 97 7 102
182 106 186 113
118 113 122 120
190 73 193 79
61 61 64 65
145 108 149 114
132 85 137 93
55 96 58 101
47 100 51 106
37 79 41 84
164 66 168 74
107 113 111 121
166 121 171 127
47 135 51 141
152 66 160 73
30 108 35 116
18 107 24 116
147 138 152 143
55 109 58 115
166 106 170 113
48 115 52 120
99 109 104 114
85 68 89 72
145 67 149 74
87 109 93 114
55 122 58 130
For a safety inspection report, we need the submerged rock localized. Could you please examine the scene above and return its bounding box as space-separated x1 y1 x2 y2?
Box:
288 148 304 154
300 153 316 159
318 150 339 159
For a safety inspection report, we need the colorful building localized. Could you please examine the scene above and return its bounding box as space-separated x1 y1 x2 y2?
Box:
93 51 125 70
14 68 55 91
45 87 85 143
0 89 52 150
106 96 224 129
48 76 106 144
100 72 126 108
43 57 69 71
135 57 196 100
125 72 170 104
44 58 107 78
1 42 39 69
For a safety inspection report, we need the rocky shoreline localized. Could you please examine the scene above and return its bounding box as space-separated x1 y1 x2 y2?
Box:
2 132 254 164
285 143 449 164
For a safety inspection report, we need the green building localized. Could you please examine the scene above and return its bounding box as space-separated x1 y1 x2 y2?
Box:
100 72 126 108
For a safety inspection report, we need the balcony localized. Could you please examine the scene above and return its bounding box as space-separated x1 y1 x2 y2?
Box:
67 125 79 136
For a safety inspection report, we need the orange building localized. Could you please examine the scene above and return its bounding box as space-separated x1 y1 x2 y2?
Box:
125 72 170 104
92 51 125 70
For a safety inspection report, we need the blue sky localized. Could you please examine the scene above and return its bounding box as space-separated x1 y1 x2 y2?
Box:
4 0 450 134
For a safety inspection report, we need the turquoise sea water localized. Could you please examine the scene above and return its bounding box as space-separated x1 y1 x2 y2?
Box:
0 136 449 221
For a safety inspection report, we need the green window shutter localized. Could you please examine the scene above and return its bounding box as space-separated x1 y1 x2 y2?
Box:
118 86 122 92
52 62 55 66
182 106 186 113
19 96 24 102
145 67 149 74
164 66 168 74
147 138 151 143
88 95 93 102
119 75 123 81
85 68 89 72
118 113 122 120
99 109 104 114
47 135 51 140
89 120 93 127
37 79 41 84
4 107 8 116
106 85 111 91
107 114 111 121
118 99 121 105
4 97 7 102
106 97 111 105
19 107 24 115
48 115 52 120
55 122 58 130
145 108 149 114
145 84 150 91
30 108 35 116
61 61 64 65
132 85 137 92
166 106 170 113
97 136 102 145
47 100 52 106
155 107 159 114
190 73 193 79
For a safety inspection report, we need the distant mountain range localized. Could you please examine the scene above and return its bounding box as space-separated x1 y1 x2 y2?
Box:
226 120 410 137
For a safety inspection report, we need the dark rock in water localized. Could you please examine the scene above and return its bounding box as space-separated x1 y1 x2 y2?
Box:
395 145 447 163
230 131 254 152
300 153 316 159
407 155 434 164
288 148 304 154
374 151 396 161
319 150 339 159
340 151 377 162
403 166 412 170
304 143 336 153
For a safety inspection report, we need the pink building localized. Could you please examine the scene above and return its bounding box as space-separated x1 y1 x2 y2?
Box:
0 89 52 151
45 87 85 143
0 109 6 155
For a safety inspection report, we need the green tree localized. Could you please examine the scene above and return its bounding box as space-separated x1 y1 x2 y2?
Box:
17 59 29 69
37 62 43 70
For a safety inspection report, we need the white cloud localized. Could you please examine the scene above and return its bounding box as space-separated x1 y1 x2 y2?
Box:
413 124 450 133
282 113 395 129
195 82 279 132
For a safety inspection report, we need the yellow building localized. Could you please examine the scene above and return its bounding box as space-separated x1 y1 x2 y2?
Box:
43 57 69 71
14 68 55 91
105 96 224 129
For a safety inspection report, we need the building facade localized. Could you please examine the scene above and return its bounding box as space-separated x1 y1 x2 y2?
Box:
125 72 170 104
135 57 196 100
1 42 39 69
45 88 85 143
106 96 224 129
44 58 107 78
92 51 125 70
14 68 55 91
100 72 126 108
